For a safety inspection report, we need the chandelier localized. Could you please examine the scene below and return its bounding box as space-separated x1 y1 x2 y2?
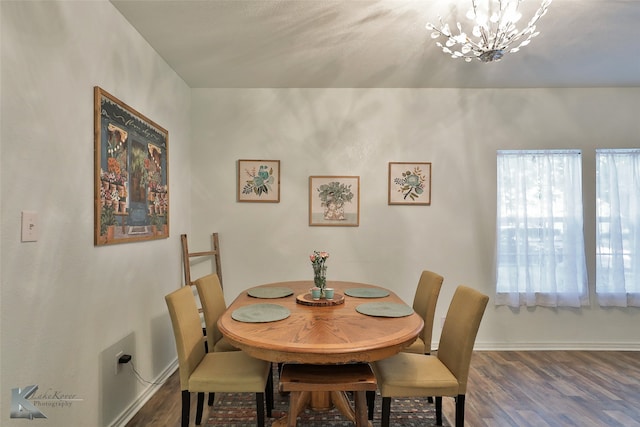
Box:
426 0 552 63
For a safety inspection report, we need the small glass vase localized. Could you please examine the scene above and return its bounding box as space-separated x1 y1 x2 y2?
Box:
312 263 327 297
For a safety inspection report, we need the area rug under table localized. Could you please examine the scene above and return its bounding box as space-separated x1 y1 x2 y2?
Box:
206 366 449 427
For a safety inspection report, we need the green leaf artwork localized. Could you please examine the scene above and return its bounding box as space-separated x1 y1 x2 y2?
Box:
242 165 275 197
394 166 427 201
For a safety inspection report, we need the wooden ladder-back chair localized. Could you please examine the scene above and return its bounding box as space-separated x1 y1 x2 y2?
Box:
181 233 223 288
181 233 229 409
180 232 224 341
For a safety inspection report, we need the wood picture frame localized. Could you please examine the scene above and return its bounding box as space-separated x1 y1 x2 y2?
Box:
309 176 360 226
237 159 280 202
388 162 431 205
94 87 169 245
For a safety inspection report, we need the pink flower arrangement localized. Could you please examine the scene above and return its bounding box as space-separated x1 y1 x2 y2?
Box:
310 251 329 290
310 251 329 264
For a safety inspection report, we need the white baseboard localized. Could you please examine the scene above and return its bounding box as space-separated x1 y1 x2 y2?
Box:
472 342 640 351
430 342 640 352
109 358 178 427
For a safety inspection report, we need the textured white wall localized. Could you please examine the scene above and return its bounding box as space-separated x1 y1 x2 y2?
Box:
1 1 191 426
2 2 640 426
190 88 640 350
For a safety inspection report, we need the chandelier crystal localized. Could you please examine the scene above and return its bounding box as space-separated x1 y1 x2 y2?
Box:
426 0 552 63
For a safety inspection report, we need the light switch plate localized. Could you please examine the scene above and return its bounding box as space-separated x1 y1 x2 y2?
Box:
21 211 38 242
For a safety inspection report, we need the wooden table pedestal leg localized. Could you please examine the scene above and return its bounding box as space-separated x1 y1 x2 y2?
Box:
330 391 372 427
271 391 310 427
310 390 332 410
271 390 371 427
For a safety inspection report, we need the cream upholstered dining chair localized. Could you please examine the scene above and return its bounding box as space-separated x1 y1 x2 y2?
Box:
165 285 273 427
194 273 247 409
369 285 489 427
402 270 444 355
194 273 238 353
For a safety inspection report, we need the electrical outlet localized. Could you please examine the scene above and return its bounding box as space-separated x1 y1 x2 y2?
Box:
115 351 123 375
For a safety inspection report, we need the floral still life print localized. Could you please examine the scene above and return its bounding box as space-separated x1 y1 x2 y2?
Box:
317 181 354 220
237 160 280 202
309 176 360 226
388 162 432 205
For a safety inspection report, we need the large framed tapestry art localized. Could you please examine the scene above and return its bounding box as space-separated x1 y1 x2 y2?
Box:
94 87 169 245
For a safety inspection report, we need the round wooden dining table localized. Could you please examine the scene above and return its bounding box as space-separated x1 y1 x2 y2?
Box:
217 280 424 426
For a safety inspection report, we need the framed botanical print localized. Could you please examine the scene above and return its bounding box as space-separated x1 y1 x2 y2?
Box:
309 176 360 226
388 162 431 205
94 87 169 246
237 159 280 202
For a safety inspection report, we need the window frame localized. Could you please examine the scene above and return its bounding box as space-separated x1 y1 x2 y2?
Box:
495 149 588 307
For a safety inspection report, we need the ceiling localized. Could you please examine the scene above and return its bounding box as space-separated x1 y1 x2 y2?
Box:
110 0 640 88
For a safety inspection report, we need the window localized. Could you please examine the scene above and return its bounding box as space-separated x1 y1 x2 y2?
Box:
596 149 640 307
495 150 588 307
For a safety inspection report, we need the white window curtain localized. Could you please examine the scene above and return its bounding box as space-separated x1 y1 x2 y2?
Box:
495 150 588 307
596 149 640 307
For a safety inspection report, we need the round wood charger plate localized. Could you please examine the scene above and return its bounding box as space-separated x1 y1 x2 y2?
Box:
296 293 345 306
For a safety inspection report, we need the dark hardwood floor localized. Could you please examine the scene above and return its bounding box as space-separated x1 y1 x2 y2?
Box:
125 351 640 427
